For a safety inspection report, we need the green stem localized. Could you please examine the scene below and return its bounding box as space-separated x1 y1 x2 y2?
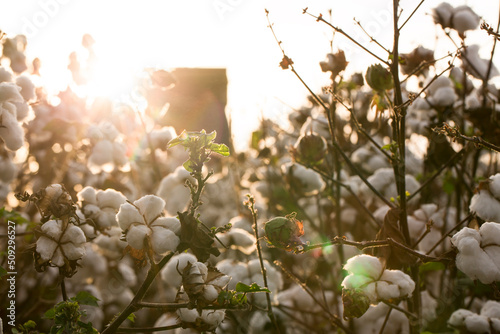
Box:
246 195 281 333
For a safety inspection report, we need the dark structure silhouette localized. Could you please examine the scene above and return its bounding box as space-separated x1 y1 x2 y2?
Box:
157 68 230 147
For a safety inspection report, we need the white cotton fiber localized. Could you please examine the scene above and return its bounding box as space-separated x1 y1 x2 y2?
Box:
15 75 35 101
489 174 500 198
448 309 475 327
60 224 86 244
161 253 198 287
150 227 179 255
0 108 24 151
96 188 126 208
464 314 490 333
78 186 97 204
480 300 500 319
134 195 165 223
117 203 144 230
452 6 480 35
344 254 383 279
126 224 150 250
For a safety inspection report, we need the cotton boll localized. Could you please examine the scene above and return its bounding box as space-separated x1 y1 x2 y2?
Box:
378 270 415 298
60 224 86 244
112 141 128 166
342 274 374 291
41 219 63 239
480 223 500 247
36 236 59 261
89 140 114 165
0 108 24 150
480 300 500 319
200 309 225 327
177 308 199 323
149 126 176 150
99 122 120 141
452 6 480 35
282 162 325 195
208 274 231 290
116 203 144 231
0 82 24 103
428 76 453 96
134 195 166 223
126 224 151 249
61 242 86 260
78 186 98 204
453 230 499 284
202 284 219 302
150 227 179 254
464 314 490 333
430 86 457 106
96 188 127 208
449 309 475 327
50 248 65 267
489 174 500 198
470 191 500 223
344 254 383 280
15 75 35 101
0 67 13 83
432 2 453 28
161 253 197 287
152 217 181 235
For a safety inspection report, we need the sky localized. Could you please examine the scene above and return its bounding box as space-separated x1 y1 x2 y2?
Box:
0 0 497 149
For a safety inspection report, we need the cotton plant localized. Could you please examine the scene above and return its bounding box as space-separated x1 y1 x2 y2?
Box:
86 121 128 173
341 254 415 318
116 194 181 255
77 186 127 231
451 222 500 284
448 300 500 333
470 173 500 223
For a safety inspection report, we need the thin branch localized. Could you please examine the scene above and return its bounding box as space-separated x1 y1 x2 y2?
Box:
399 0 426 31
304 9 389 65
300 236 445 264
354 18 391 53
435 123 500 153
246 194 281 334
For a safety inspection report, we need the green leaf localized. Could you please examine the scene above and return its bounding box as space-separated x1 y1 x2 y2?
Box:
235 282 271 293
0 265 7 278
127 313 136 323
419 261 445 274
209 143 230 156
44 307 56 320
167 132 187 148
183 159 195 173
74 291 99 307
